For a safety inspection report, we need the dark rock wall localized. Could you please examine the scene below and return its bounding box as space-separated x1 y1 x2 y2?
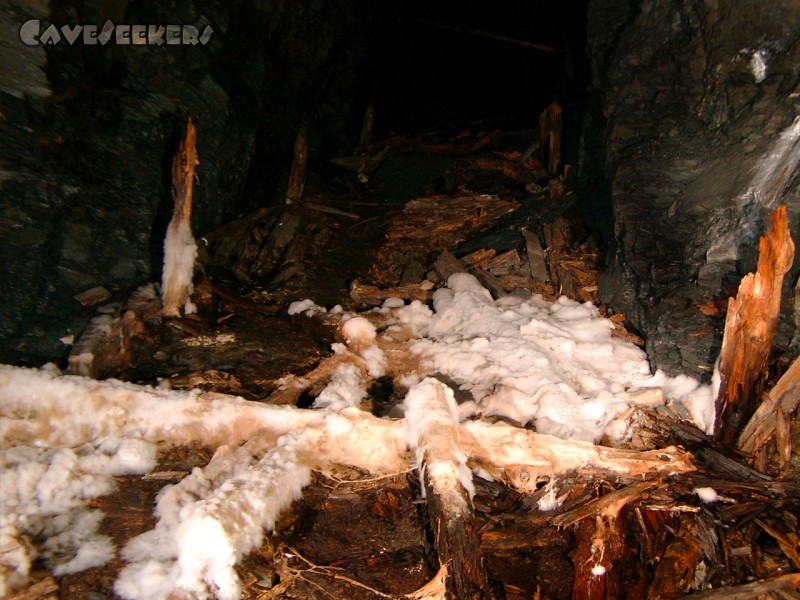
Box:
0 0 367 364
582 0 800 378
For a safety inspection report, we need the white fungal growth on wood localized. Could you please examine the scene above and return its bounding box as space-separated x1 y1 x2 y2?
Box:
161 219 198 317
115 436 311 600
404 377 475 505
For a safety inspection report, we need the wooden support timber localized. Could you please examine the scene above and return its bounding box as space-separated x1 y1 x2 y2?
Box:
538 102 562 175
161 119 199 316
285 127 308 205
405 379 490 599
714 205 795 446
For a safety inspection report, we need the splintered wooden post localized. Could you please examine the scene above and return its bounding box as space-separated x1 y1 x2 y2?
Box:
358 96 376 151
538 101 562 175
161 119 199 317
285 127 308 205
714 205 795 446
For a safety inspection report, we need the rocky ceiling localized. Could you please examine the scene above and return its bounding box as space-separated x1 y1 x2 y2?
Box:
0 0 798 376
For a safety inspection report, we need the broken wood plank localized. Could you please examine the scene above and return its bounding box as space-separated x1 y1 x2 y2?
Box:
714 205 795 446
349 280 434 306
522 229 549 281
552 480 657 528
483 249 521 275
754 518 800 569
250 210 302 279
72 285 111 307
497 274 530 293
459 424 695 495
470 267 508 299
202 207 280 281
647 535 702 599
306 203 359 220
460 248 496 267
433 251 466 281
542 216 571 285
369 195 518 287
67 285 159 379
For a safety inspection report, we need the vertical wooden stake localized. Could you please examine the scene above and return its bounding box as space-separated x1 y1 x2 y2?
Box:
538 101 563 175
714 205 795 445
162 119 200 317
358 96 376 151
285 127 308 205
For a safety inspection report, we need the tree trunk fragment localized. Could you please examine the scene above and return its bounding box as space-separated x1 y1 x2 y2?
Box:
714 205 794 446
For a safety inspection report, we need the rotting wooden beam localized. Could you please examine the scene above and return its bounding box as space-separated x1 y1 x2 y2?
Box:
349 280 434 306
433 251 466 281
714 205 794 446
538 102 562 175
161 118 200 316
737 355 800 472
405 379 490 599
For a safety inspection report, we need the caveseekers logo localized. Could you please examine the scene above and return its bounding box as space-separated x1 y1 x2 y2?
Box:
20 20 213 46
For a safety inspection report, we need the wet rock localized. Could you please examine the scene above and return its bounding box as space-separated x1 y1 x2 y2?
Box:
0 0 368 365
582 0 800 378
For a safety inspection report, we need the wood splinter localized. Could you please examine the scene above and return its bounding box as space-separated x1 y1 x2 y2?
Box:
714 205 795 446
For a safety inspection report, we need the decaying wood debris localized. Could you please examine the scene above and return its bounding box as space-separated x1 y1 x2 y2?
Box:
715 205 795 446
738 354 800 473
4 128 799 600
66 284 160 379
0 363 697 598
367 194 519 288
357 206 602 311
162 119 200 317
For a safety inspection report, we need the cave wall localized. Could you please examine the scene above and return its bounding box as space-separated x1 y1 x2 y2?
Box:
0 0 368 364
582 0 800 378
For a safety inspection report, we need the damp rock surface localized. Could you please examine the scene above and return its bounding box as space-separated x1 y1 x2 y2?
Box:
0 0 368 365
582 0 800 378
